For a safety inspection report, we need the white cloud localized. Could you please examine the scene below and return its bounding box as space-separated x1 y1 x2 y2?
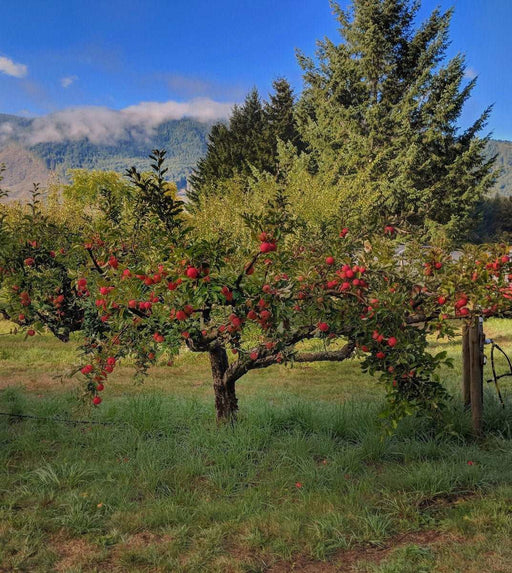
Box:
60 75 78 88
2 98 233 145
464 67 477 80
0 55 28 78
122 99 234 125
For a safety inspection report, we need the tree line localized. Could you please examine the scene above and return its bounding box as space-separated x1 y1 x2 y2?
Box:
189 0 497 244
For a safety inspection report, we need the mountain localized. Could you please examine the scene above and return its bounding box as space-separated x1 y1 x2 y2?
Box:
0 144 52 198
0 116 213 201
486 140 512 197
0 111 511 202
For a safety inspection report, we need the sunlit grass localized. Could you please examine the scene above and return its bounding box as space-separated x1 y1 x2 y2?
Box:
1 318 512 571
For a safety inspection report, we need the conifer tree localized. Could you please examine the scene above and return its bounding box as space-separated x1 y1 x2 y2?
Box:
188 80 302 205
296 0 495 240
265 78 304 156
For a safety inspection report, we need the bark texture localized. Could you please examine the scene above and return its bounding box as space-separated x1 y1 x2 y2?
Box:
209 344 238 423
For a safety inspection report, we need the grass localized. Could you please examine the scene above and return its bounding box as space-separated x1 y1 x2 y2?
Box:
1 319 512 571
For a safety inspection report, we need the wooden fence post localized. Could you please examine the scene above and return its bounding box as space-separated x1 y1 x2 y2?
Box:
468 316 484 436
462 322 471 409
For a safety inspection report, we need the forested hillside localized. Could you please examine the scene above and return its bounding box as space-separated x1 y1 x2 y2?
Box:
487 139 512 196
0 116 212 200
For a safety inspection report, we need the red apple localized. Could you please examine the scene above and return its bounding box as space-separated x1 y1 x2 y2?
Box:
186 266 199 279
455 296 468 309
260 242 276 253
108 256 118 269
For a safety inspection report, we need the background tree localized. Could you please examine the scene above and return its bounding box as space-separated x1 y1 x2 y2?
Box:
188 80 303 205
294 0 495 241
472 195 512 243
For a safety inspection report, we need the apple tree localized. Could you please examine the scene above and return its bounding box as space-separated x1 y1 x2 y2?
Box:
3 152 512 430
66 153 511 426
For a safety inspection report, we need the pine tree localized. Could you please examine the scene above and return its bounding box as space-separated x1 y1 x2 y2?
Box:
297 0 496 240
188 89 267 204
265 78 304 156
188 80 303 205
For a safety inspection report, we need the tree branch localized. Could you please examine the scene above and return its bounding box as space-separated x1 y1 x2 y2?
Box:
225 339 355 384
235 252 261 289
294 344 356 362
86 248 105 276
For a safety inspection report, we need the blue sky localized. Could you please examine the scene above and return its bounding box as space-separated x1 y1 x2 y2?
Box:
0 0 510 141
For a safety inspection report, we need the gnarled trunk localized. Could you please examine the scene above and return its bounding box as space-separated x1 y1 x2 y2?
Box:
209 344 238 423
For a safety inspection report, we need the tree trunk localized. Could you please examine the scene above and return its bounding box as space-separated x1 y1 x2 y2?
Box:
209 345 238 423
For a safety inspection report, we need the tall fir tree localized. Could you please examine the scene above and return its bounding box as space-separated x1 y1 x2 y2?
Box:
188 80 302 205
264 78 304 158
296 0 495 240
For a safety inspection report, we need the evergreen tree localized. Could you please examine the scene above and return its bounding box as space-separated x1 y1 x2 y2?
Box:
472 195 512 242
188 89 265 204
265 78 304 156
188 80 302 205
297 0 495 240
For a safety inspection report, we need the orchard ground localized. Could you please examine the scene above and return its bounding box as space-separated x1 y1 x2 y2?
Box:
2 319 512 572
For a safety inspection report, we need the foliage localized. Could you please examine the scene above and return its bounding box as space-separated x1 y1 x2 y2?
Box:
2 152 511 429
188 80 304 206
294 0 496 241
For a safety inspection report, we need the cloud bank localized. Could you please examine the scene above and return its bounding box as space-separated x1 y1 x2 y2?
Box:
0 55 28 78
0 98 233 145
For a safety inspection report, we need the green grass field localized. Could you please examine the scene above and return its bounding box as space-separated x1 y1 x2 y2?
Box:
2 319 512 572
